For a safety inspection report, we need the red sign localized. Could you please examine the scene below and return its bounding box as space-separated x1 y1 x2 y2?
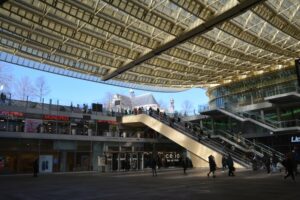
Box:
97 120 117 125
43 115 69 121
0 111 24 117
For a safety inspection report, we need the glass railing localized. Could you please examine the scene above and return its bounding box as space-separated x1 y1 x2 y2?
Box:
264 84 299 97
236 111 300 129
0 120 165 141
237 111 279 128
0 97 127 117
207 84 299 111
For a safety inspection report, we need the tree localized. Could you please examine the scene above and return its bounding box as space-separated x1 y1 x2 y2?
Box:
181 100 193 116
101 92 114 110
0 65 13 93
34 76 51 102
14 76 35 101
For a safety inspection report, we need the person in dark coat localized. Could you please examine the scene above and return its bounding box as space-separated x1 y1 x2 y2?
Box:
33 158 39 177
284 153 295 181
263 153 271 174
151 157 157 177
227 154 235 176
222 155 227 171
272 153 278 173
207 155 216 178
182 157 188 175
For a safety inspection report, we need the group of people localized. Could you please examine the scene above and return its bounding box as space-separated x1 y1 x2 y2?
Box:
207 154 235 178
260 151 298 181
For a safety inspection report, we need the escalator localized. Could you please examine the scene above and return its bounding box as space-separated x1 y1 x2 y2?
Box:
214 129 285 160
217 108 277 131
122 113 250 168
203 108 300 132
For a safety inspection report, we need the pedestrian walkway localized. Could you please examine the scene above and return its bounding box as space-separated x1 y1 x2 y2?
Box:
0 168 298 200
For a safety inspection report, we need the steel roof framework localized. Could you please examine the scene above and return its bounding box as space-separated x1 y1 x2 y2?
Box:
0 0 299 91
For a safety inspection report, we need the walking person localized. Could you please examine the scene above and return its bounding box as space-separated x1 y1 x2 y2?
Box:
182 157 188 175
227 154 235 176
207 155 217 178
263 153 271 174
284 152 295 181
33 158 39 177
151 157 157 177
292 149 299 176
222 155 227 171
272 153 278 173
252 155 258 171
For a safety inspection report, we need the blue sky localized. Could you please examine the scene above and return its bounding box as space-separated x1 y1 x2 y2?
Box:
1 61 208 112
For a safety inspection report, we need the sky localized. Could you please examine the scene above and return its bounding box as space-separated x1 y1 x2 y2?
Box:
0 61 208 113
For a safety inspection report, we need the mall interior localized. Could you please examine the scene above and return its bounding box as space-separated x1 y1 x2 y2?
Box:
0 0 299 176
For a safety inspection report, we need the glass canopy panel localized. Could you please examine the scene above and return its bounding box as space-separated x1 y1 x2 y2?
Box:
0 52 186 92
0 0 298 90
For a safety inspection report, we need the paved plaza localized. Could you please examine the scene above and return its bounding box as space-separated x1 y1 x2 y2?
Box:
0 168 298 200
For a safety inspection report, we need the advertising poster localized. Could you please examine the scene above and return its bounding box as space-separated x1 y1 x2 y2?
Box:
25 119 43 133
39 155 53 173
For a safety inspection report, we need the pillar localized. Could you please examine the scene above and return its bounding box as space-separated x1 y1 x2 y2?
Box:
276 107 281 127
260 110 265 122
60 151 67 172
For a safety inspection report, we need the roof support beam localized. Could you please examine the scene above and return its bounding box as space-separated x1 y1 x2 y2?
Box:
102 0 265 81
0 0 8 6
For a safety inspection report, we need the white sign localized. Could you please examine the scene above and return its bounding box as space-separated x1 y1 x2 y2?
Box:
291 136 300 143
98 156 106 166
39 155 53 173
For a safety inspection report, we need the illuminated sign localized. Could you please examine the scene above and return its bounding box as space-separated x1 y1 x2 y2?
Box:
0 111 24 117
43 115 69 121
165 152 181 162
291 136 300 143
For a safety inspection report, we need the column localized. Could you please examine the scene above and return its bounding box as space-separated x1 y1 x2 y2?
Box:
211 118 214 132
276 107 281 127
60 151 67 172
260 110 265 123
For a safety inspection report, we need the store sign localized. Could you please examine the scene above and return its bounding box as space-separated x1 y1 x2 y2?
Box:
0 111 24 117
25 119 43 133
43 115 69 121
291 136 300 143
165 152 181 162
98 120 117 124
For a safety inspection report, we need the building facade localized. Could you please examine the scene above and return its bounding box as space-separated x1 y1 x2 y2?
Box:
201 65 300 154
0 99 184 174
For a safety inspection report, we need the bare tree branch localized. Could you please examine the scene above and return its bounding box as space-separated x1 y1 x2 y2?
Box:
101 92 113 110
181 100 193 116
0 65 13 93
34 76 51 102
14 76 35 101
